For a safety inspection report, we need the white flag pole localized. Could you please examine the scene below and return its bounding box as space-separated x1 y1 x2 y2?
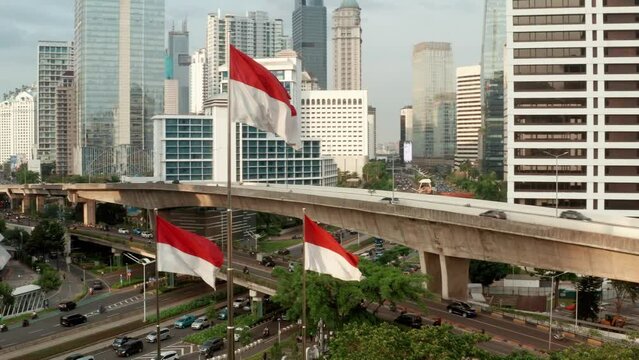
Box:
152 208 161 358
225 28 236 360
302 208 307 360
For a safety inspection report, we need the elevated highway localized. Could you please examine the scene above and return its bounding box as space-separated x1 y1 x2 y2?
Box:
3 182 639 299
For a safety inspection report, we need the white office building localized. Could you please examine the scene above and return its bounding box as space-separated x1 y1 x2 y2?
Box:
189 48 207 114
0 90 36 163
455 65 482 167
332 0 362 90
506 0 639 216
300 90 369 174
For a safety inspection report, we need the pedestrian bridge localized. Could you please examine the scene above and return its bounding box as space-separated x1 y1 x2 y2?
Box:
3 183 639 299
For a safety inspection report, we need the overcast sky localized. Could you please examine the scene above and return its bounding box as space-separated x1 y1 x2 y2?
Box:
0 0 484 144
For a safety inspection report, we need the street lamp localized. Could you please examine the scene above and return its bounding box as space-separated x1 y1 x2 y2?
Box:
542 151 569 217
548 271 568 351
123 253 155 322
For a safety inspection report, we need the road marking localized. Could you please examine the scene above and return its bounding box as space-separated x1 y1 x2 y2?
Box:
28 328 45 334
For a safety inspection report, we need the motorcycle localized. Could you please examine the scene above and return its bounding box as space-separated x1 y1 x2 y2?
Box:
0 324 8 332
553 332 565 341
22 319 29 327
243 266 250 275
98 305 106 314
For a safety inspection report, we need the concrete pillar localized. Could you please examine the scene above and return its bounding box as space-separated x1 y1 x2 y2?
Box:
112 249 123 267
439 255 470 301
249 289 264 318
21 195 31 214
35 195 46 213
83 199 96 226
419 251 442 295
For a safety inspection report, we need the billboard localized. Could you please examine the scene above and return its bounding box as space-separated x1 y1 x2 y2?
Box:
403 141 413 163
27 160 41 174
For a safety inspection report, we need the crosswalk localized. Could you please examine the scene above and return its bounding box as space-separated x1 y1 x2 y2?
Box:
84 295 144 318
134 341 197 359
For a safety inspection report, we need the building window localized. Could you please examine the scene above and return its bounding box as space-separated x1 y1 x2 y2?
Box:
514 31 585 42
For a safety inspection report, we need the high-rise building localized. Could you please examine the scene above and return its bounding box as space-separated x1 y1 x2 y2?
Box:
480 0 507 177
293 0 327 90
506 0 639 216
367 105 376 160
36 41 73 164
55 70 78 176
411 42 455 163
74 0 164 176
168 21 190 114
164 79 179 115
206 11 289 98
190 48 207 114
0 89 36 164
332 0 362 90
455 65 482 167
399 106 413 163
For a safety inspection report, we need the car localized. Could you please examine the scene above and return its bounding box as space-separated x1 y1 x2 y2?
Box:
394 313 423 329
115 339 143 357
65 355 95 360
146 327 170 342
276 248 290 255
234 326 248 342
479 210 507 220
380 196 399 204
91 280 103 290
259 256 275 267
288 261 297 272
560 210 591 221
446 301 477 318
154 351 180 360
118 228 130 234
141 231 153 238
174 314 197 328
112 336 133 350
191 316 210 330
131 228 142 236
199 337 224 358
233 297 250 309
60 313 88 327
217 306 239 320
58 300 77 311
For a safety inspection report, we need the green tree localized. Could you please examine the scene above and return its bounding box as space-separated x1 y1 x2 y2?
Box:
473 172 507 201
36 267 61 292
374 245 411 265
26 220 65 259
470 260 512 287
362 161 392 190
550 342 639 360
533 269 575 309
2 228 31 252
96 203 127 225
609 280 639 315
576 276 603 322
0 217 5 233
13 164 40 184
0 282 14 308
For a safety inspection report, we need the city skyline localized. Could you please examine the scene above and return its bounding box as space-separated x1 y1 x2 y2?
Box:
0 0 484 145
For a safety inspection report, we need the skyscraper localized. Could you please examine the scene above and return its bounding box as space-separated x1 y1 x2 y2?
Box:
36 40 73 164
332 0 361 90
293 0 327 90
399 106 413 163
206 11 289 98
506 0 639 216
455 65 481 167
480 0 507 177
168 21 190 114
74 0 164 176
0 89 36 164
190 48 207 114
411 42 455 163
55 70 78 176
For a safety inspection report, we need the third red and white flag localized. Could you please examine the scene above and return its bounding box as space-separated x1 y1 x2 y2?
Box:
303 215 362 281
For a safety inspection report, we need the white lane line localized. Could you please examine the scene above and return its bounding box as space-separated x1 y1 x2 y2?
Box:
28 328 45 334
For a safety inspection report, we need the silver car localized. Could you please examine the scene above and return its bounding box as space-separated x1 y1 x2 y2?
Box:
146 327 170 342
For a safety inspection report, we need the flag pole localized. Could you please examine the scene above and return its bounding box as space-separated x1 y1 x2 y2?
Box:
152 208 161 358
302 208 307 360
225 28 236 360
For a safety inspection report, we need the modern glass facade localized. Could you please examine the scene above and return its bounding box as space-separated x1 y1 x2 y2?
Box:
293 0 328 89
480 0 507 178
168 22 190 114
164 118 214 181
74 0 164 176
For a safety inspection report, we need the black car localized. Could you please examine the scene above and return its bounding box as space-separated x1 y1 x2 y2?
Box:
260 256 275 267
199 337 224 358
479 210 507 220
394 313 423 329
276 248 290 255
112 336 133 350
58 301 77 311
560 210 591 221
92 280 103 290
60 313 88 327
115 339 143 357
446 302 477 318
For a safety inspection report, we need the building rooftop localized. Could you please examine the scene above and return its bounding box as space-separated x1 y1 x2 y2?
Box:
340 0 360 8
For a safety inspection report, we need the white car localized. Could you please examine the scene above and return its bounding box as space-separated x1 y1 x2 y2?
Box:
118 228 130 234
141 231 153 238
154 351 179 360
233 297 249 309
234 326 248 342
191 316 210 330
146 327 170 342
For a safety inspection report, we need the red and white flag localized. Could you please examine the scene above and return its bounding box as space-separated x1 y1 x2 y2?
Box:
229 45 302 150
304 215 362 281
156 216 224 290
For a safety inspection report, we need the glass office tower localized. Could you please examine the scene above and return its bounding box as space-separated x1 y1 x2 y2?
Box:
74 0 164 176
293 0 327 90
480 0 507 178
168 21 190 115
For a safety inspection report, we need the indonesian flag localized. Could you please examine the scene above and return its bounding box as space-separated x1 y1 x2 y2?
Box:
304 215 362 281
156 216 224 290
229 45 302 150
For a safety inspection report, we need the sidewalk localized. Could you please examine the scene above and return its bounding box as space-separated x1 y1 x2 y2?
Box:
1 260 38 289
45 263 87 306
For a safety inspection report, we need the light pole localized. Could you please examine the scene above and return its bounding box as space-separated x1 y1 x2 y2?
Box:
542 151 569 217
390 154 397 204
123 253 155 322
548 271 568 351
575 282 579 331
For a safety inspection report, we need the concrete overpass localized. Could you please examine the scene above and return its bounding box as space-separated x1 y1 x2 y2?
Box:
3 182 639 300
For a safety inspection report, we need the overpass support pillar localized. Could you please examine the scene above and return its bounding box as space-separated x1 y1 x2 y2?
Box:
35 195 46 213
419 252 469 300
21 195 32 214
249 290 264 318
83 200 96 226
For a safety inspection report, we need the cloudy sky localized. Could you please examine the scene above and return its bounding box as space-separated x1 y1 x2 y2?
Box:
1 0 484 144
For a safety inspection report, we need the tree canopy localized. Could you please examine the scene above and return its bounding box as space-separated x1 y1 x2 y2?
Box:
26 220 65 258
576 276 603 322
13 164 40 184
470 260 514 287
610 280 639 314
96 203 127 226
362 161 393 190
